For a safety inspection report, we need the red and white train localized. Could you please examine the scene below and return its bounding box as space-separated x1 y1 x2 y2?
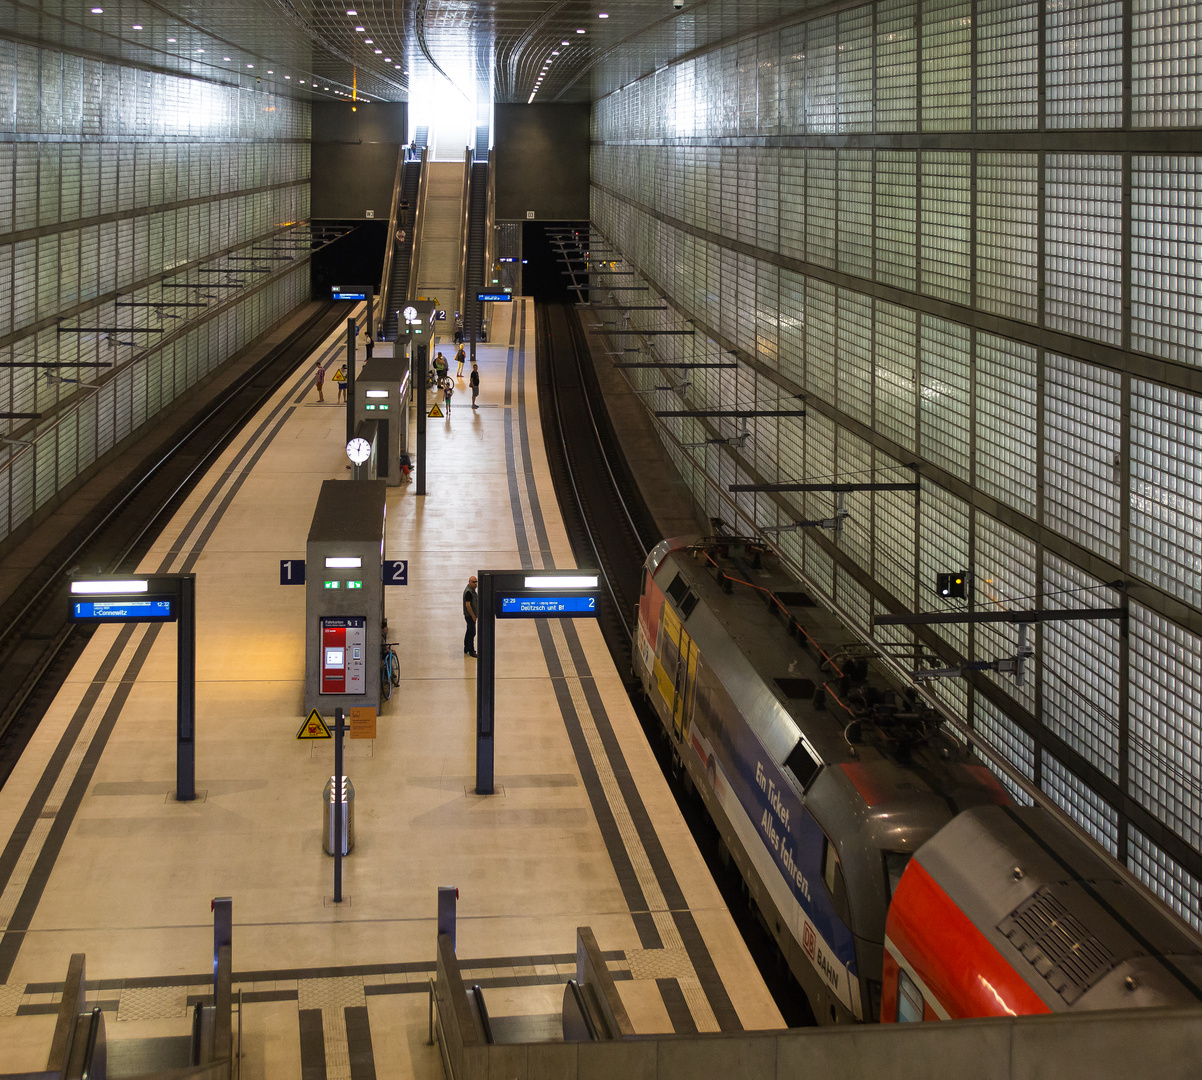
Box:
883 805 1202 1021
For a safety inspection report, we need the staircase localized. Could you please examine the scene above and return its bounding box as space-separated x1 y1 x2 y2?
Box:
382 160 422 339
462 160 489 344
414 160 467 336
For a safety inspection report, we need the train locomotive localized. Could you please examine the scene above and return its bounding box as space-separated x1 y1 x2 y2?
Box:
633 533 1202 1024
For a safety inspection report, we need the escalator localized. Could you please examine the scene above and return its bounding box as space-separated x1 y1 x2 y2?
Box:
462 158 489 345
382 159 422 339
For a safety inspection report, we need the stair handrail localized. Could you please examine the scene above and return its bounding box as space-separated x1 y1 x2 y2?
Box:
455 145 471 328
377 142 406 337
407 146 430 306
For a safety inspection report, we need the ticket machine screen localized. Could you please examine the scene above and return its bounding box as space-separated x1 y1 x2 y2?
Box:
320 617 366 694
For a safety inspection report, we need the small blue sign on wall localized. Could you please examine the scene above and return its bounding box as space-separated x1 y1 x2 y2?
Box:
383 560 409 586
280 559 306 585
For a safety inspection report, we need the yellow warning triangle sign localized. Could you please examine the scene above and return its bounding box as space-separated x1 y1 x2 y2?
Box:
297 709 332 740
428 402 444 418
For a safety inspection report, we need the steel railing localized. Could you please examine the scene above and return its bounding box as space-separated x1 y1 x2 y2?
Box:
376 144 407 337
407 146 431 306
455 145 471 324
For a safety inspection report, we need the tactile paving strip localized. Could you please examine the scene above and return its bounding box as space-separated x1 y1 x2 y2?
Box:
626 947 694 981
0 983 23 1018
297 976 366 1011
116 984 189 1021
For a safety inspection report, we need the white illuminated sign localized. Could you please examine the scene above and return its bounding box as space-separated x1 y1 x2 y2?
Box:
365 390 388 398
325 557 363 568
70 580 150 595
523 575 599 590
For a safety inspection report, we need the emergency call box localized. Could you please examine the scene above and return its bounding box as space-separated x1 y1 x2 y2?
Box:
304 479 388 714
353 358 410 487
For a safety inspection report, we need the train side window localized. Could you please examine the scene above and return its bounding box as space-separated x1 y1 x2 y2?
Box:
896 968 925 1023
821 839 851 924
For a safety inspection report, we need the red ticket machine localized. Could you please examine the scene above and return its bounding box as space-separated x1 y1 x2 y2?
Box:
320 616 366 694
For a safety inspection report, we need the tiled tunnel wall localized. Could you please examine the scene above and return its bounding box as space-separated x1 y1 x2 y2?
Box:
590 0 1202 929
0 39 311 544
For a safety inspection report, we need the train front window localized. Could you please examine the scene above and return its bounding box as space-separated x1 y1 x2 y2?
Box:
884 851 912 900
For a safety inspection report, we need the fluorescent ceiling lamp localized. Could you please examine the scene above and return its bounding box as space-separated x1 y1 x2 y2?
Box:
524 575 598 589
326 557 363 568
365 390 388 398
71 579 149 595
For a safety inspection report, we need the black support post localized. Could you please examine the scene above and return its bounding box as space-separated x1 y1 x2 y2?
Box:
415 341 428 496
475 572 495 794
176 574 196 801
334 708 345 903
346 319 357 446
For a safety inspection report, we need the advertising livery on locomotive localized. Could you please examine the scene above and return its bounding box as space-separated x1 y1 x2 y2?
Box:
634 533 1202 1024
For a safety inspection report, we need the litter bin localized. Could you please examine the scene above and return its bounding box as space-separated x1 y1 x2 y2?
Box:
323 776 355 855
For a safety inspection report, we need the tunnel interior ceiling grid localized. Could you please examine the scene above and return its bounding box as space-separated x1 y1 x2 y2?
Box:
589 0 1202 932
0 1 874 107
0 37 312 546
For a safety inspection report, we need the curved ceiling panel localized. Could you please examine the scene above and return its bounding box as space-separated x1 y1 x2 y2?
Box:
0 0 819 105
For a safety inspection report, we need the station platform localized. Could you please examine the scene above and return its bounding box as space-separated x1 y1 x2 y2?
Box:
0 299 782 1077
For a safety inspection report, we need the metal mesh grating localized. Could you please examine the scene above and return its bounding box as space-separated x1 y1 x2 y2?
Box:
999 886 1117 1005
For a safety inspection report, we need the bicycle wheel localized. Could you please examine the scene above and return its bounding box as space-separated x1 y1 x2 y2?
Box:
389 648 400 686
380 657 392 700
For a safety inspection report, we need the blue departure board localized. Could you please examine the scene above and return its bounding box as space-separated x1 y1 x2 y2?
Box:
72 597 176 622
498 594 598 617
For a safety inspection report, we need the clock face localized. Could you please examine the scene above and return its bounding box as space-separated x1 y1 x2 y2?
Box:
402 305 418 323
346 437 372 465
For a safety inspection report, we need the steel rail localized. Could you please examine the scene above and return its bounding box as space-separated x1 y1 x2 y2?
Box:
0 302 344 749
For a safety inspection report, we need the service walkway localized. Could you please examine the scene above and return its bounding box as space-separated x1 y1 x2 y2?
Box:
0 299 782 1078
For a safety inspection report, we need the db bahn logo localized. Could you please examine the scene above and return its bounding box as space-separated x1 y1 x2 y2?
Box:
802 921 817 960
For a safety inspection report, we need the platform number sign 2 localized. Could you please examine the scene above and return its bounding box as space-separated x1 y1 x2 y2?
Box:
280 559 305 585
383 560 408 586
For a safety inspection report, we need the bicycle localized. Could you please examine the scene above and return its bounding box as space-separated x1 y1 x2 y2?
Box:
381 641 400 699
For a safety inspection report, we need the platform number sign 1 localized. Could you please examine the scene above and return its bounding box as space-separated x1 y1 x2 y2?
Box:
280 559 306 585
383 560 408 586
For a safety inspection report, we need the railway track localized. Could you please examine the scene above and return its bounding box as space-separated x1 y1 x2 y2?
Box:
0 301 347 787
536 299 814 1024
535 302 659 681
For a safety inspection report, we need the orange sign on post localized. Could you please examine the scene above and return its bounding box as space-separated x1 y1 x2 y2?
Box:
349 706 377 740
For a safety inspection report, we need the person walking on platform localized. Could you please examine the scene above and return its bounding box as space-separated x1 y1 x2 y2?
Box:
455 344 466 377
314 361 326 402
443 377 454 414
470 361 480 409
335 363 348 403
453 314 463 345
463 575 478 657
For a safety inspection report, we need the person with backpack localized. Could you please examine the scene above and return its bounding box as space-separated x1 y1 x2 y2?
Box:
455 344 467 377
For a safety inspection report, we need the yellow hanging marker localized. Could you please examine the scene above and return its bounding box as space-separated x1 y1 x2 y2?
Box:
428 403 443 418
297 709 332 739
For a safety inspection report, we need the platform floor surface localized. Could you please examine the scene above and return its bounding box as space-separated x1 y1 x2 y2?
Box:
0 300 783 1077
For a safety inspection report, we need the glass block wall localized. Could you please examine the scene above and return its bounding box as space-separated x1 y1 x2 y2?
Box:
0 39 311 545
591 0 1202 929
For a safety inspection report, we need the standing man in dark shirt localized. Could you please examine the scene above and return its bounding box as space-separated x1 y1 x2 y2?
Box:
469 361 480 409
463 575 478 657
